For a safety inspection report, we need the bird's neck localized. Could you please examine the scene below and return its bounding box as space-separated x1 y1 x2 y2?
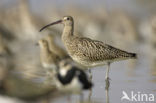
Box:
62 25 74 43
40 46 50 56
48 40 56 49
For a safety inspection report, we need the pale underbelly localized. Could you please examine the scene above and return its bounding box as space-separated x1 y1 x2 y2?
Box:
71 56 130 68
71 56 107 67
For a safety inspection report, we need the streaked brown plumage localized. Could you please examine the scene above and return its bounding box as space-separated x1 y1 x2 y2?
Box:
63 36 136 67
40 16 137 89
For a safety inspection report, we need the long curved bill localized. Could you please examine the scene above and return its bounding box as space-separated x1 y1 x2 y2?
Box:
39 20 62 32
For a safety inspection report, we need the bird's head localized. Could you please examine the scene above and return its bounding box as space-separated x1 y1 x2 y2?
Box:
62 16 73 26
40 16 74 32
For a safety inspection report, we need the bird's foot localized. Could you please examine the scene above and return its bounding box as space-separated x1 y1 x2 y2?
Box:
105 77 110 90
88 88 92 101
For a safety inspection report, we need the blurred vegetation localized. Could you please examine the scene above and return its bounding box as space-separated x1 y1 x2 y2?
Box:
0 0 156 102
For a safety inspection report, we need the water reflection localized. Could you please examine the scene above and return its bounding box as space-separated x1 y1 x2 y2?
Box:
88 89 92 103
105 88 109 103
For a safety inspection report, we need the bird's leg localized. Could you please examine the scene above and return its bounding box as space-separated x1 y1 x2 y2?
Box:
105 62 110 89
88 68 92 102
105 87 110 103
88 88 92 102
88 69 92 81
80 93 84 102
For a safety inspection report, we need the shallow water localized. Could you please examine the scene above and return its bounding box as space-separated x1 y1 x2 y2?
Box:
50 44 156 103
0 0 156 103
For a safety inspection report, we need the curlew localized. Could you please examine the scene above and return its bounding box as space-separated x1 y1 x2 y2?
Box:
38 39 60 81
40 16 137 88
54 60 92 102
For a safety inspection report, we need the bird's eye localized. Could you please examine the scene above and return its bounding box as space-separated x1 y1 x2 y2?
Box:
66 17 70 20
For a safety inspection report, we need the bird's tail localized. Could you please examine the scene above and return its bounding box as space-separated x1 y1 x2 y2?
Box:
129 53 137 59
